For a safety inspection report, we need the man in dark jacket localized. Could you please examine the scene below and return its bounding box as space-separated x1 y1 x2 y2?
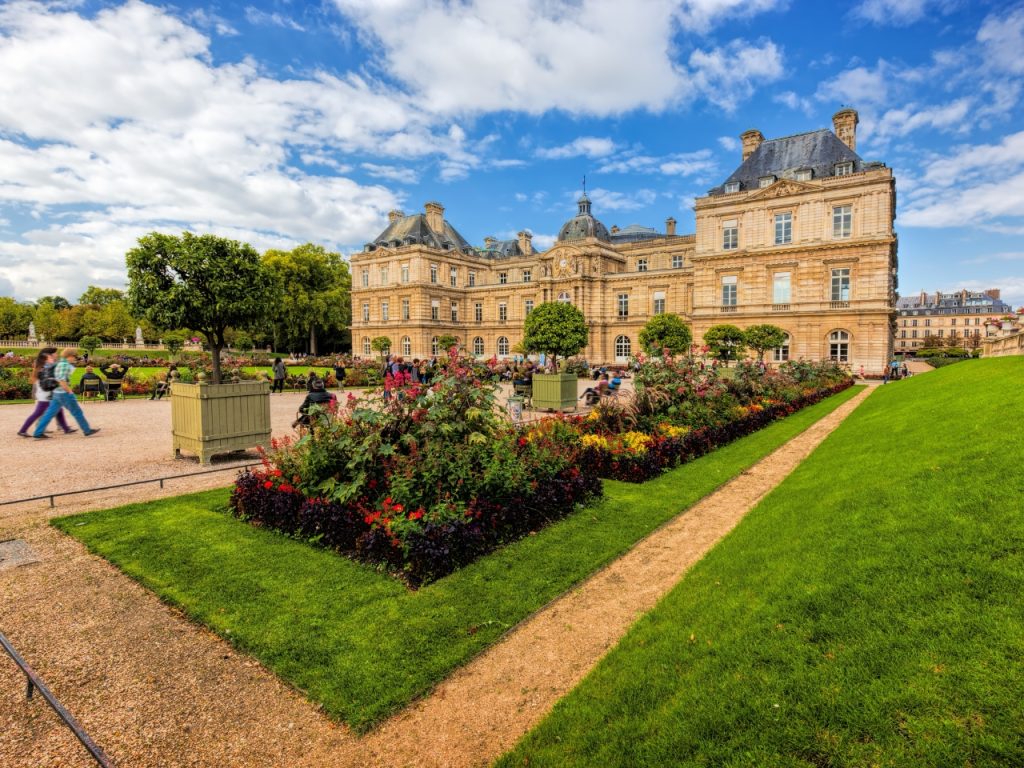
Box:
293 378 335 428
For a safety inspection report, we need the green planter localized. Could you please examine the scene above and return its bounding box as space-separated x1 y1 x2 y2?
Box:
171 380 271 464
532 373 578 412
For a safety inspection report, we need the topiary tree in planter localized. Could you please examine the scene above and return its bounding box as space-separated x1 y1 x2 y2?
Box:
78 335 102 359
522 302 588 410
370 335 392 359
703 324 747 365
743 324 787 362
639 313 692 357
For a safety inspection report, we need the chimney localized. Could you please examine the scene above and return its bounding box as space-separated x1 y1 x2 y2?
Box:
517 230 533 256
740 129 764 161
484 236 497 249
610 225 620 234
387 209 405 223
832 108 859 151
666 217 677 236
919 290 927 306
424 201 445 233
985 289 1001 300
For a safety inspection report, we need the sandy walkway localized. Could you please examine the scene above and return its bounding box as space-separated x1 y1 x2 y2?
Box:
0 386 869 767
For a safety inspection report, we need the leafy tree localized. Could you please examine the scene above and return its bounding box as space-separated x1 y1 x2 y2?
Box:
33 301 62 341
703 324 747 364
79 335 103 357
162 330 186 359
370 336 393 358
743 324 787 362
921 333 943 349
78 286 124 307
262 244 350 355
127 232 274 384
36 295 70 310
436 334 459 353
99 300 135 341
0 297 34 337
638 313 692 356
522 301 588 369
234 331 254 352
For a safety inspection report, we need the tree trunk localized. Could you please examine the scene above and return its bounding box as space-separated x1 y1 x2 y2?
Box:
309 323 317 356
209 339 223 384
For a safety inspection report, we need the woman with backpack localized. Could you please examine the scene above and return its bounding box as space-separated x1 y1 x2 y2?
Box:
17 348 73 437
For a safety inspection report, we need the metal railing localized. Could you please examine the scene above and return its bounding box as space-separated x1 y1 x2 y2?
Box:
0 463 260 509
0 632 114 767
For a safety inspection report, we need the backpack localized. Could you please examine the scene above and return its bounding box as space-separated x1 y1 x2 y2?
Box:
39 362 60 392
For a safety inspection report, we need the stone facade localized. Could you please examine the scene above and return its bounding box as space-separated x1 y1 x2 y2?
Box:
896 289 1014 352
350 110 898 373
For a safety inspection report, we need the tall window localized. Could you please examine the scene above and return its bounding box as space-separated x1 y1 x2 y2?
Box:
618 293 629 318
672 254 683 269
773 333 790 362
380 267 388 284
431 336 439 355
450 266 458 287
474 302 483 322
653 292 665 315
401 336 411 356
773 272 791 304
431 300 439 321
468 271 476 287
557 292 571 304
401 265 409 283
361 269 369 288
362 303 369 322
498 303 507 322
522 269 531 283
362 337 371 355
615 335 631 360
722 221 738 250
430 264 438 283
637 258 648 272
381 301 389 321
497 336 509 356
499 271 507 285
401 298 410 321
831 268 851 301
833 205 852 238
525 299 534 315
721 276 737 306
473 337 484 355
828 330 850 362
951 318 957 326
451 301 458 322
774 213 792 245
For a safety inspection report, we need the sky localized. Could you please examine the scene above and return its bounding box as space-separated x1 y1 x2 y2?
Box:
1 0 1023 306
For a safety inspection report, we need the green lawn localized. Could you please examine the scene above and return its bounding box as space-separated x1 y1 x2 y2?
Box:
53 386 861 732
499 357 1024 767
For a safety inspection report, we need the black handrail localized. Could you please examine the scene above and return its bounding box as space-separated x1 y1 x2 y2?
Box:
0 462 260 508
0 631 114 767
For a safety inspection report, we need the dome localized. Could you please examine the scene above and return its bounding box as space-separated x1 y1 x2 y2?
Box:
557 193 610 242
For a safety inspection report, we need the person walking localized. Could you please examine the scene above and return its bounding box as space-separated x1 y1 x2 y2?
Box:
271 357 286 394
32 348 99 438
17 348 73 437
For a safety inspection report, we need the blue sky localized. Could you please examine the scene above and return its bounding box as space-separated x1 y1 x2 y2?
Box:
1 0 1023 305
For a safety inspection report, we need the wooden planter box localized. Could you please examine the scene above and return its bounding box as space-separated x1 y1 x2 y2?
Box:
532 373 578 412
171 381 271 464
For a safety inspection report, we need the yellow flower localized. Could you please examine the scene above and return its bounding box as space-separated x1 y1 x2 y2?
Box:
581 434 610 450
621 431 653 454
657 423 689 438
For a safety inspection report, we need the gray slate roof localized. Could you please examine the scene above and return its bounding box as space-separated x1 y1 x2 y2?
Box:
367 213 474 254
558 193 610 242
709 130 865 195
478 239 533 259
610 224 660 243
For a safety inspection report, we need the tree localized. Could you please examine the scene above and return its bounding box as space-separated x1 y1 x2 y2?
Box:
79 286 124 307
127 232 274 384
703 324 747 364
163 330 186 359
99 300 135 341
0 297 34 338
521 301 588 368
638 313 692 356
79 335 103 357
33 301 62 341
262 244 350 355
436 334 459 353
743 324 787 362
920 333 943 349
36 295 70 310
234 331 254 352
370 336 392 358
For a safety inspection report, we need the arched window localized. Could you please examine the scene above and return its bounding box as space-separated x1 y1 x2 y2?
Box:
473 337 484 355
401 336 411 356
497 336 510 356
828 330 850 363
615 335 631 361
557 291 571 304
431 336 439 356
362 337 371 356
773 333 791 362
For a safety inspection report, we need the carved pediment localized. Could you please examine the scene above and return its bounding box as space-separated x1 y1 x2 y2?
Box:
748 179 816 200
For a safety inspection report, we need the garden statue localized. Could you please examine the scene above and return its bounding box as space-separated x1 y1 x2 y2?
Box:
27 321 37 343
135 326 144 345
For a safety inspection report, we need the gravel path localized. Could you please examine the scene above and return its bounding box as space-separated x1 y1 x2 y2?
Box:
0 386 868 767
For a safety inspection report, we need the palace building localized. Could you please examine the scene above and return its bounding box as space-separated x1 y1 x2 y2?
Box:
350 109 898 373
896 289 1013 352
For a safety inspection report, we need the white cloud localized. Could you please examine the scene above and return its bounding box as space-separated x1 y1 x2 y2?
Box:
598 148 716 178
530 233 557 250
816 63 891 108
872 98 972 142
958 277 1024 306
536 136 617 160
852 0 958 26
717 135 739 152
187 9 238 36
361 163 419 184
587 187 658 211
675 0 785 31
978 5 1024 75
244 7 305 32
773 90 813 115
688 39 785 112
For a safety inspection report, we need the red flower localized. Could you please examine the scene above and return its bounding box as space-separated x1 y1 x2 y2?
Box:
409 509 424 521
272 469 283 477
263 480 273 489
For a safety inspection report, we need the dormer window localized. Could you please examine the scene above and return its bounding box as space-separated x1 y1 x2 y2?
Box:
759 176 776 188
724 181 740 194
835 162 853 176
794 169 812 181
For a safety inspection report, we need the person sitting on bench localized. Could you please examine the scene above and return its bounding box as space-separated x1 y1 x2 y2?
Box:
292 377 336 429
99 362 130 400
580 375 610 406
78 366 105 398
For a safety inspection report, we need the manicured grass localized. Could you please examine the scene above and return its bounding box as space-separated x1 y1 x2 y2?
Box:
53 386 862 732
499 358 1024 767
